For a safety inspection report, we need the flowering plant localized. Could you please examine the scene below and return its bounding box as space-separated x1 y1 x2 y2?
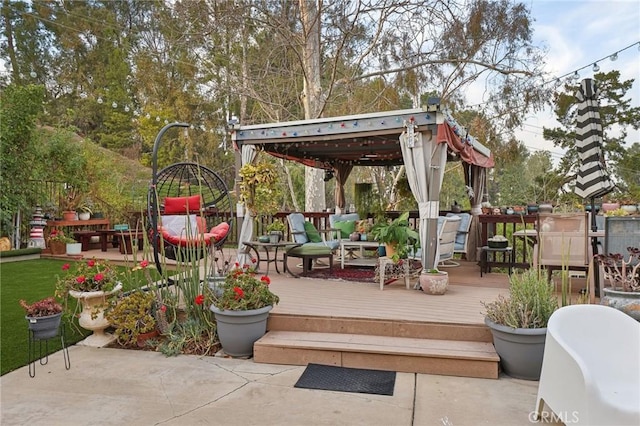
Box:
356 219 372 234
19 297 63 317
48 229 76 244
55 258 121 296
595 247 640 292
212 262 279 311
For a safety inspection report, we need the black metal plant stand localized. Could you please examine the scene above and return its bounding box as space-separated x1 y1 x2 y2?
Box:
27 324 71 378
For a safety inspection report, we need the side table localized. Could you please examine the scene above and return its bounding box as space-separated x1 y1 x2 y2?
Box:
480 246 513 277
377 257 411 290
243 241 301 275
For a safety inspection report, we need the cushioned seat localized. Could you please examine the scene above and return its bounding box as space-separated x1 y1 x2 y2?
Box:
285 213 338 276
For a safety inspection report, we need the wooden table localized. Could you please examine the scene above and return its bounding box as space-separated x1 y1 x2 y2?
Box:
73 229 118 252
339 240 379 268
115 231 145 254
46 219 110 240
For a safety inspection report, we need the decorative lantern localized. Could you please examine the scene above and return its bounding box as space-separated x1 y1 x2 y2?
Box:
28 205 47 249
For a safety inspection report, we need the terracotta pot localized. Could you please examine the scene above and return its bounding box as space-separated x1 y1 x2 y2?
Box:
62 211 77 221
48 240 66 255
420 271 448 295
136 329 159 348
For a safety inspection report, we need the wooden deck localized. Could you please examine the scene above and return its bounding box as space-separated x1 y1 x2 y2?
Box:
43 246 590 378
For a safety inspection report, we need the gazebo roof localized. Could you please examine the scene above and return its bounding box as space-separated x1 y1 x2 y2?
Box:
231 107 494 169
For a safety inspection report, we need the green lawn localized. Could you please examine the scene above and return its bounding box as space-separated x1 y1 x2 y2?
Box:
1 258 160 375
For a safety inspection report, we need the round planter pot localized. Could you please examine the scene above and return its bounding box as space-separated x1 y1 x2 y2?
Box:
210 305 272 357
419 271 448 295
602 202 620 213
78 212 91 220
136 329 159 348
26 312 62 340
600 287 640 322
49 240 66 255
484 317 547 380
620 205 638 215
69 283 123 347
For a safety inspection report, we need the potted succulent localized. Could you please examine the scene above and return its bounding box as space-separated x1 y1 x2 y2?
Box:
77 203 92 220
369 211 419 261
482 268 558 380
209 262 279 357
55 258 123 346
20 297 64 340
266 219 286 243
106 290 159 347
595 247 640 321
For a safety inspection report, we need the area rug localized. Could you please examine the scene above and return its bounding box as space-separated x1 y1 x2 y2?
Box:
294 363 396 396
302 267 375 283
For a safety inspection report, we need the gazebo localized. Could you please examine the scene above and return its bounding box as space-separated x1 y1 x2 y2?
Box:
231 104 494 271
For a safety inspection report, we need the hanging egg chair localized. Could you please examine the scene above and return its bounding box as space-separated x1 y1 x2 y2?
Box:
147 123 233 272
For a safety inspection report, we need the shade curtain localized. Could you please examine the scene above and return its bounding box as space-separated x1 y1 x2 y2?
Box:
333 162 354 210
463 164 486 262
236 145 258 266
400 125 448 272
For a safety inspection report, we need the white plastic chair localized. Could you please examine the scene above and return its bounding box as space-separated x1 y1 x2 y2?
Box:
535 304 640 425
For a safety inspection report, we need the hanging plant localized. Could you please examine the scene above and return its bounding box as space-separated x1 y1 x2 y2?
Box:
239 161 279 216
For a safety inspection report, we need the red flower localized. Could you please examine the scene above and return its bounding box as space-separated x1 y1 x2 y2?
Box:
251 257 257 264
94 273 104 282
194 294 205 305
76 276 86 284
62 263 70 271
140 260 149 268
233 286 244 300
160 305 167 312
260 275 271 285
234 262 240 267
87 259 95 267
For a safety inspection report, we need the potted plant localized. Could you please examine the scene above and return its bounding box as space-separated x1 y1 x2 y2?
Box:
266 219 286 243
369 211 419 261
482 268 558 380
595 247 640 321
47 229 75 255
20 296 63 340
77 203 92 220
209 262 279 357
106 290 159 347
420 268 448 295
55 258 123 346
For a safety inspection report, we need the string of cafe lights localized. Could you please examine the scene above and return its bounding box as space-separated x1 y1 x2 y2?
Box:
465 40 640 112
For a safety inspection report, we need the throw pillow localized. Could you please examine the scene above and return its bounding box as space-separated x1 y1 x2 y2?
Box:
303 221 323 243
164 195 201 214
333 220 355 239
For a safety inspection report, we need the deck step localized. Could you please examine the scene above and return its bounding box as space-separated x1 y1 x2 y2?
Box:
254 330 499 379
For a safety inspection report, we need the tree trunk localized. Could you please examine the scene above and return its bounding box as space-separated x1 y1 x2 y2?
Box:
299 0 326 212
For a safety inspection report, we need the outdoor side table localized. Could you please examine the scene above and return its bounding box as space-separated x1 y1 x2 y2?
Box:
244 241 301 275
480 246 513 277
377 256 411 290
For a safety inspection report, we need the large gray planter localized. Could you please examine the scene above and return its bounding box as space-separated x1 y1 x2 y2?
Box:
210 305 272 357
484 317 547 380
601 288 640 321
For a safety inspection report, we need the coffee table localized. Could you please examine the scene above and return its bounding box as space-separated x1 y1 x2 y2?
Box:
339 240 380 268
243 241 301 275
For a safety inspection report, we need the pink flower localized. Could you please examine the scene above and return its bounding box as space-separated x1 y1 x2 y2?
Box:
76 276 86 284
260 275 271 285
62 263 70 271
87 259 95 267
194 294 205 305
140 260 149 268
160 305 167 312
94 273 104 282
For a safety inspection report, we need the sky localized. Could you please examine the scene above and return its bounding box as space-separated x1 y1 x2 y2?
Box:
492 0 640 162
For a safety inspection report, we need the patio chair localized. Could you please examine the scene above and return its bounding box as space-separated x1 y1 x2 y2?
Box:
409 215 461 269
443 212 471 266
284 213 339 277
532 212 595 292
535 304 640 425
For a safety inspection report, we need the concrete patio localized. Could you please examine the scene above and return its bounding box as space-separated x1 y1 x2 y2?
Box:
0 345 557 426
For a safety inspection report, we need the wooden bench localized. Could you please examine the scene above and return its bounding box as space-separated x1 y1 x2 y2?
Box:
115 231 146 254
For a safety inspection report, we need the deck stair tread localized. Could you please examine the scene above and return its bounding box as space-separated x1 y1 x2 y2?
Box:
256 330 499 361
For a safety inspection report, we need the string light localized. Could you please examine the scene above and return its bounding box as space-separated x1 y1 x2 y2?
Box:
592 63 600 72
609 52 618 61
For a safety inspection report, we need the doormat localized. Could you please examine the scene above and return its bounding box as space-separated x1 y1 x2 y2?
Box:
302 267 375 283
294 363 396 396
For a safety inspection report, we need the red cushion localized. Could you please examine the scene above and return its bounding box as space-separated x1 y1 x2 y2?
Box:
209 222 230 241
164 195 201 214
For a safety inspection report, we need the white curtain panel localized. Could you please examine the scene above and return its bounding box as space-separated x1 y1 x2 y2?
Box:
236 145 258 266
400 128 447 271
